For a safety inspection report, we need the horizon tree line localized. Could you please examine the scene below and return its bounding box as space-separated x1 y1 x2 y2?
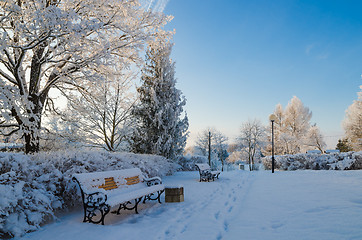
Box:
191 89 362 169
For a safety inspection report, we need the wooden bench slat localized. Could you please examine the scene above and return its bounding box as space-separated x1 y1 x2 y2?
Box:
125 176 140 185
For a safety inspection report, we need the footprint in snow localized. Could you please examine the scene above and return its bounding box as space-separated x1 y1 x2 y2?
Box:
214 211 220 220
224 220 229 231
271 222 284 229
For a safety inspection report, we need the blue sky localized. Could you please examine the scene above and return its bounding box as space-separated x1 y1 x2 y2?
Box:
163 0 362 148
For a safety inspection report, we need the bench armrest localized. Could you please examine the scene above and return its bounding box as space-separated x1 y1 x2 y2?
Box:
144 176 162 186
200 169 211 175
73 176 108 207
84 191 108 207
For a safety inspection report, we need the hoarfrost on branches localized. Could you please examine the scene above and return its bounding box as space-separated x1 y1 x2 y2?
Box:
237 119 266 171
195 128 228 170
269 96 325 154
0 0 172 153
343 85 362 151
49 69 136 151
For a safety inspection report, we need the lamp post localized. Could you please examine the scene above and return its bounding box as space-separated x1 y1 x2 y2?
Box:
208 131 211 167
269 114 277 173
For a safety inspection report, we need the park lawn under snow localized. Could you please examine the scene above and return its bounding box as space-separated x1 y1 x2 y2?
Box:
16 170 362 240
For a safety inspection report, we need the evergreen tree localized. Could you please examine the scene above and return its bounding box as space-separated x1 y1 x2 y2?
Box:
131 42 188 159
336 138 353 152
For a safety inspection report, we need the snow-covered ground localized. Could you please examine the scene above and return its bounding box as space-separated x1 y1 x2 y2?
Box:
16 170 362 240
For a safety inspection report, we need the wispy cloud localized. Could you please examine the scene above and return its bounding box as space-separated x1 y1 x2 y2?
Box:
305 43 329 60
154 0 169 12
305 44 315 55
317 53 329 60
141 0 169 12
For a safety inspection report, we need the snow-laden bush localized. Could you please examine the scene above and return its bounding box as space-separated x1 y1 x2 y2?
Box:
0 151 179 238
176 154 235 171
262 151 362 171
176 154 208 171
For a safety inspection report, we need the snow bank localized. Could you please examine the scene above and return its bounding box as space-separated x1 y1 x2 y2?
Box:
262 151 362 171
0 150 179 238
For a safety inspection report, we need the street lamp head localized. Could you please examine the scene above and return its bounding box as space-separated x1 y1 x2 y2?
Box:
269 114 277 122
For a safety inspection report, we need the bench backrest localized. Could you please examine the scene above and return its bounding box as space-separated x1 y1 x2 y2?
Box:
195 163 211 171
73 168 144 193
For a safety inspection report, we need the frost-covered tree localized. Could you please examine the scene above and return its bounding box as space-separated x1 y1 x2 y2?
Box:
131 41 188 160
59 70 136 151
195 128 228 170
237 119 266 170
283 96 312 153
0 0 171 153
270 96 315 154
343 85 362 151
306 124 326 153
41 113 82 151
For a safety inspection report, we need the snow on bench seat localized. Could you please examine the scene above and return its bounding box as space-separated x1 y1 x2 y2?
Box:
195 163 220 182
105 184 164 207
72 168 164 225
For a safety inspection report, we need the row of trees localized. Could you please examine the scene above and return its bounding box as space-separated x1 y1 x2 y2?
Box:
191 96 327 170
192 85 362 170
0 0 189 158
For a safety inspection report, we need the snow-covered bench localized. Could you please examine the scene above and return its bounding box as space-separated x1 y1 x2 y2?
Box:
195 163 220 182
72 168 164 225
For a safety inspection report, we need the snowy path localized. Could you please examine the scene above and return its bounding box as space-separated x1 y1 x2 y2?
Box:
17 170 362 240
154 171 253 240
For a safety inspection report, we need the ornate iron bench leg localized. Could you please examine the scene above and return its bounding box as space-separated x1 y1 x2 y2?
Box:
100 207 110 225
83 204 110 225
157 190 164 203
83 205 87 223
143 190 164 204
117 198 143 214
134 197 142 214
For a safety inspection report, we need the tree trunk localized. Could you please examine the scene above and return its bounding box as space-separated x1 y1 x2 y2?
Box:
23 94 44 154
24 130 40 154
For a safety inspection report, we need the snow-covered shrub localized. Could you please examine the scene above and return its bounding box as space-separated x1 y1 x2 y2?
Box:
262 151 362 171
176 154 208 171
0 150 179 238
0 153 58 238
349 152 362 169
